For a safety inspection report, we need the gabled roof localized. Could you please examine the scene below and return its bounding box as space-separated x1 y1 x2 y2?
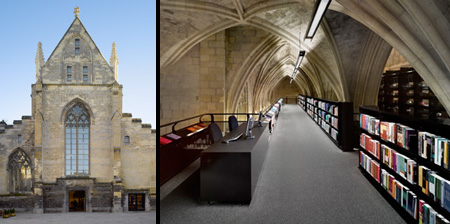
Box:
44 17 113 73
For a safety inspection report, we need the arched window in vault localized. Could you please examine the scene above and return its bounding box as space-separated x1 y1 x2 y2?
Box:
8 149 32 193
65 102 90 176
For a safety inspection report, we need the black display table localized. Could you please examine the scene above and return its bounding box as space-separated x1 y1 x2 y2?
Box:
200 123 270 203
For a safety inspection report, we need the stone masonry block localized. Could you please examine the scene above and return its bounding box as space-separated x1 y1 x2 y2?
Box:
216 62 226 68
200 55 210 62
200 67 208 75
216 74 225 81
215 48 225 55
199 95 211 102
200 81 209 88
206 61 216 68
207 103 217 110
209 81 223 88
200 88 215 95
208 40 223 48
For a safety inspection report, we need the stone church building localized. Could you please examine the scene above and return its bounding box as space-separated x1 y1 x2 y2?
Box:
0 8 156 213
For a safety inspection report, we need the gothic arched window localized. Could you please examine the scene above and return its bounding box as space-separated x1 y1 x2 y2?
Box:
65 102 90 176
8 149 32 193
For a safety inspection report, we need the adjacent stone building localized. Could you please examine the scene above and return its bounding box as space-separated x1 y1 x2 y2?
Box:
0 8 156 213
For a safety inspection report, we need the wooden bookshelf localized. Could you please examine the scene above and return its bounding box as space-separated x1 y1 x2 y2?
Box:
378 68 448 119
359 106 450 223
298 94 353 151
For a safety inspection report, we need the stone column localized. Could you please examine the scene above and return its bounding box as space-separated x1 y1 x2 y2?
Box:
33 182 44 213
112 181 123 213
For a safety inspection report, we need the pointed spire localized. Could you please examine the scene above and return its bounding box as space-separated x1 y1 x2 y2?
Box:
35 41 45 81
110 42 119 81
74 6 80 18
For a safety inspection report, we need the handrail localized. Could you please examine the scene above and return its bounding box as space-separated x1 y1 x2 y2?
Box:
160 112 259 134
160 98 283 134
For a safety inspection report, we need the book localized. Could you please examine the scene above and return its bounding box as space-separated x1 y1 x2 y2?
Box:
435 174 443 204
419 199 425 224
444 180 450 213
444 140 449 169
402 186 408 209
395 181 402 203
383 145 390 166
405 128 417 150
423 204 430 224
430 208 437 224
166 133 181 140
429 173 436 200
380 122 389 141
412 192 418 219
397 154 408 179
435 137 447 166
396 124 404 148
407 159 417 184
160 137 172 145
388 122 397 143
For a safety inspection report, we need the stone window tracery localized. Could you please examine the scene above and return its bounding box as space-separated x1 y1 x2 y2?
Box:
65 102 90 176
8 149 32 193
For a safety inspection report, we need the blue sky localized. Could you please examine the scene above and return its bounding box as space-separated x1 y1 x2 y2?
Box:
0 1 156 127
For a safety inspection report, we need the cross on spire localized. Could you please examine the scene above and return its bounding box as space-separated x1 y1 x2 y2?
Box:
74 6 80 18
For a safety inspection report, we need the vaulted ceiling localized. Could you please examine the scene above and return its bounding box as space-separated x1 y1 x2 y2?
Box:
160 0 450 115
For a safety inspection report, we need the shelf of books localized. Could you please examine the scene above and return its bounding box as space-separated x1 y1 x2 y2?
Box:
378 67 448 119
298 94 353 151
298 95 306 111
359 105 450 223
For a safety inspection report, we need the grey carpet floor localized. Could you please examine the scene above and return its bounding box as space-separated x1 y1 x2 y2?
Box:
160 104 406 224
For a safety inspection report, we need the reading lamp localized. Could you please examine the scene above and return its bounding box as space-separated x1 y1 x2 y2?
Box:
305 0 332 39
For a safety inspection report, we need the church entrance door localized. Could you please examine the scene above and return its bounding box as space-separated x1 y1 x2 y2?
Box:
69 190 86 212
128 193 145 211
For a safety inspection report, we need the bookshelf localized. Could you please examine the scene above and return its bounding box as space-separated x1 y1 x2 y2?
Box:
359 106 450 223
298 95 306 111
298 94 353 151
378 68 448 119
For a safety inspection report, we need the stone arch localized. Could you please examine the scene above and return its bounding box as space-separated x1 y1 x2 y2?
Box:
60 98 95 125
8 147 33 168
7 147 33 193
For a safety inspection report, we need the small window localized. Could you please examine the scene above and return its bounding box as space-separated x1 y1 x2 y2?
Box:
75 48 80 55
75 39 80 47
83 66 88 74
83 75 88 82
67 66 72 82
124 136 130 144
18 135 22 144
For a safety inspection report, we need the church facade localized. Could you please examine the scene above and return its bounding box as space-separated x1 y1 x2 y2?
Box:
0 8 156 213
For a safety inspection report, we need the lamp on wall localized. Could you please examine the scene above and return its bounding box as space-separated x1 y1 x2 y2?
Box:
305 0 332 39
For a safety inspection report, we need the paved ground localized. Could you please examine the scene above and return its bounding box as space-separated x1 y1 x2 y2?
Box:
1 211 156 224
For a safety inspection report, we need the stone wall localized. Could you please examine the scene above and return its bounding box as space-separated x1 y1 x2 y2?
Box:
91 183 113 212
120 117 154 190
40 85 114 183
0 117 35 194
160 44 201 133
198 31 226 119
0 195 34 212
270 77 302 103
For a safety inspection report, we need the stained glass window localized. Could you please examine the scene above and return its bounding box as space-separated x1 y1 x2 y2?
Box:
65 103 90 176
